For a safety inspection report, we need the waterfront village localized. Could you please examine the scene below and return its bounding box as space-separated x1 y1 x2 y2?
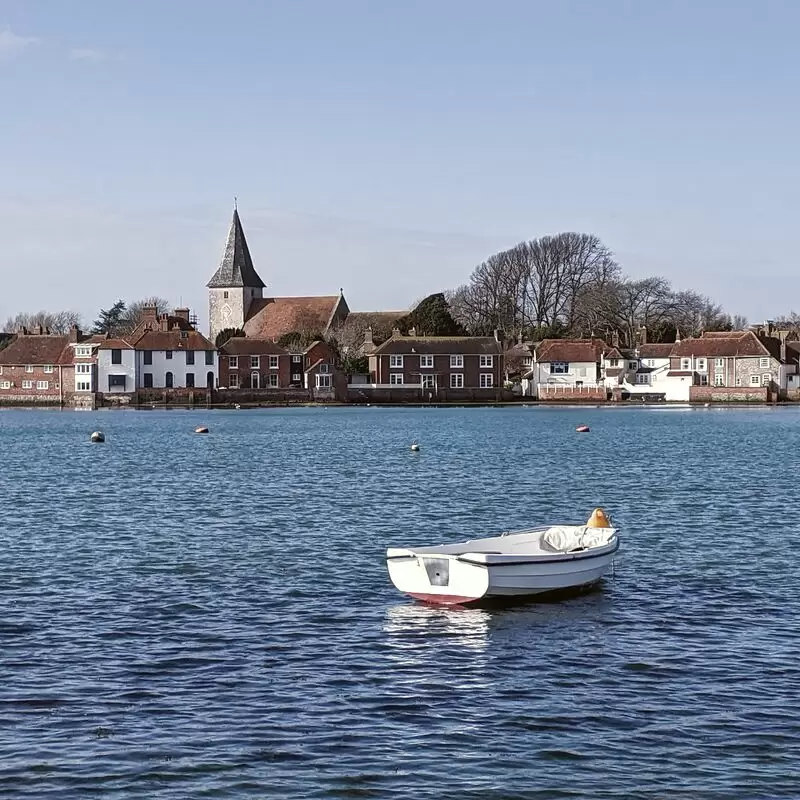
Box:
1 208 799 410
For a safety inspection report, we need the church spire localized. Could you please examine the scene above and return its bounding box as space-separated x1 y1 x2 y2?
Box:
206 206 266 289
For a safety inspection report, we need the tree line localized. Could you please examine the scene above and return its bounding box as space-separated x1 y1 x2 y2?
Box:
446 232 747 346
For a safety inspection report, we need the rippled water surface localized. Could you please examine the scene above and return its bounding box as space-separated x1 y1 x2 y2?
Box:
2 405 800 798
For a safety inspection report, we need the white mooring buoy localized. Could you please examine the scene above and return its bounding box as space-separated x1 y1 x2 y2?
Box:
410 442 420 452
195 426 209 434
90 431 105 443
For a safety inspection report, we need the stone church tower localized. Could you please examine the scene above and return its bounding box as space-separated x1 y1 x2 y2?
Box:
207 208 266 343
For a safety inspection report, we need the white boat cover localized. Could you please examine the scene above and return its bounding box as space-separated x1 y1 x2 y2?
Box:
540 525 614 554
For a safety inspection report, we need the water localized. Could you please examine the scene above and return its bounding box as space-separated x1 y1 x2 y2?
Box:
1 405 800 799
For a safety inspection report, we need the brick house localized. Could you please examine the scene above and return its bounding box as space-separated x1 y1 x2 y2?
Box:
360 331 504 401
304 340 346 400
218 338 292 389
668 331 791 401
0 327 73 404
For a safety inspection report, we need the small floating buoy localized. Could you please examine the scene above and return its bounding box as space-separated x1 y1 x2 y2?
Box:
234 404 241 410
195 426 209 434
90 431 105 443
410 442 420 451
704 403 710 408
576 425 590 433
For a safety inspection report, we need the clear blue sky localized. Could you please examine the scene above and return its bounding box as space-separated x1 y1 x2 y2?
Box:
2 0 799 330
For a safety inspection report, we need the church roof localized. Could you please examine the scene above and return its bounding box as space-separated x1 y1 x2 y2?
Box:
206 209 266 289
243 296 343 340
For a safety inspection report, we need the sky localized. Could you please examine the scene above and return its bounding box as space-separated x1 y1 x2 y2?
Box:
2 0 800 331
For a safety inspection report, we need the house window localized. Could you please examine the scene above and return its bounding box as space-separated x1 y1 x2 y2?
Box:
292 355 302 363
21 380 33 389
420 355 434 368
680 358 691 370
696 358 707 371
646 359 655 367
25 365 34 373
143 350 153 365
76 363 91 374
43 365 54 374
750 375 760 386
421 375 435 389
111 349 122 365
759 357 770 369
628 361 637 370
143 373 153 388
229 356 238 369
389 373 403 385
223 291 229 299
523 357 533 366
269 355 279 369
480 373 494 388
450 373 464 388
75 346 92 357
735 377 742 386
229 373 239 388
36 381 49 390
316 374 331 388
166 350 173 360
390 355 403 368
762 374 771 386
636 373 650 385
250 356 260 369
251 372 260 389
550 362 569 374
319 364 330 374
608 359 619 367
0 381 10 389
450 355 464 368
714 374 724 386
700 374 708 386
186 351 195 365
205 351 214 366
715 358 724 368
108 374 126 389
268 374 279 387
480 355 493 368
292 373 302 382
165 371 173 388
186 373 195 388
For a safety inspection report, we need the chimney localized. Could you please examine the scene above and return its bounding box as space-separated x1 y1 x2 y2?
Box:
33 325 43 335
781 338 787 363
173 308 190 323
494 328 503 344
639 326 647 345
611 330 619 348
142 306 159 323
18 325 28 335
68 324 82 343
408 326 416 337
675 328 682 344
391 327 401 338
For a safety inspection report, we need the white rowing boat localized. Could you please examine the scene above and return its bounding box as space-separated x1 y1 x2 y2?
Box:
386 508 619 606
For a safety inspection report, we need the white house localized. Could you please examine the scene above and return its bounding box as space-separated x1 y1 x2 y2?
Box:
622 343 676 399
96 308 218 393
529 338 605 398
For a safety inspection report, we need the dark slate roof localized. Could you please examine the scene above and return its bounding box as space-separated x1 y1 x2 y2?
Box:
220 338 288 356
373 336 502 356
207 209 266 289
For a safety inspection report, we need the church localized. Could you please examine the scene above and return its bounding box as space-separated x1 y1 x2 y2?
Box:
206 208 351 344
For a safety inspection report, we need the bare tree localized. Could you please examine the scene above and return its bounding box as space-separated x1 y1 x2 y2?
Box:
2 310 83 334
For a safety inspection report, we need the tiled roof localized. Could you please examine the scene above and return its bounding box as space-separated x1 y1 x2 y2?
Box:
244 296 341 339
536 338 607 363
0 335 69 365
671 331 771 358
98 337 134 350
373 336 502 356
637 343 675 358
134 330 215 352
207 209 266 289
220 338 287 356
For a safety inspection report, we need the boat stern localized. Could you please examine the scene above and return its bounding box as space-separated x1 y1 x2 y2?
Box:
386 550 490 606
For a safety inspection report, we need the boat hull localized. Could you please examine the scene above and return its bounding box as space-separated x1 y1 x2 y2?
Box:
387 541 618 607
